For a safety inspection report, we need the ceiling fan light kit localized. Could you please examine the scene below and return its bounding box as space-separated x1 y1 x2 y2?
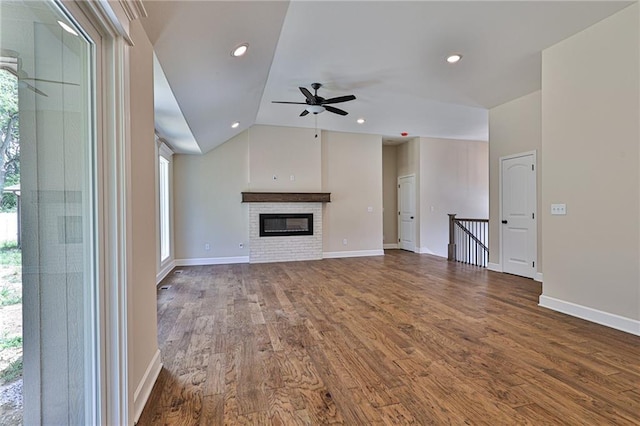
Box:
272 82 356 117
305 105 325 114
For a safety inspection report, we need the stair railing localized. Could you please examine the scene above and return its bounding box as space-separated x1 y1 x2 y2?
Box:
447 214 489 267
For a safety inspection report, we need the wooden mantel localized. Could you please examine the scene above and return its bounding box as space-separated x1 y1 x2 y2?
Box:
242 192 331 203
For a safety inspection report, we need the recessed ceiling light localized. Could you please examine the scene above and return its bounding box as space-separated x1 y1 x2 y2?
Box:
231 43 249 57
231 121 240 129
356 118 366 124
58 20 78 36
446 54 462 64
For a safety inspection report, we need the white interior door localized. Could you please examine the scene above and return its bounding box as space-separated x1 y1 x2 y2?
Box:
501 153 536 278
398 175 416 252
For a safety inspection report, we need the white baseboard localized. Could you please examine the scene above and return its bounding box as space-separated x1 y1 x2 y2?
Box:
156 260 175 285
416 247 447 258
539 295 640 336
415 246 433 255
133 349 163 423
487 262 502 272
174 256 249 266
323 249 385 259
534 272 543 282
383 244 399 249
250 255 322 264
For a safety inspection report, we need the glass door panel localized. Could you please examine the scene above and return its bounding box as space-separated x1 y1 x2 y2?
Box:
0 1 97 424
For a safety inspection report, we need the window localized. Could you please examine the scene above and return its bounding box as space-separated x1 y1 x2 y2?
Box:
159 156 170 262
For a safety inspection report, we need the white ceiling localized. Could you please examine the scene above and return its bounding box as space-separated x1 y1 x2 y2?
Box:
141 1 631 154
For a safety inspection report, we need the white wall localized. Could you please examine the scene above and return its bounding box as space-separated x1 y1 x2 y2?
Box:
128 18 161 419
391 137 488 256
419 137 488 257
321 131 383 255
174 125 384 261
396 138 421 247
174 131 250 260
382 145 398 246
541 4 639 328
248 125 321 191
488 91 542 269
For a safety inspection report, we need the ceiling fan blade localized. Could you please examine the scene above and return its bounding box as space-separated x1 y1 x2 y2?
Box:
299 87 315 103
23 81 48 97
324 105 348 116
299 110 309 117
322 95 356 104
22 77 80 86
272 101 307 104
0 65 18 78
1 66 48 96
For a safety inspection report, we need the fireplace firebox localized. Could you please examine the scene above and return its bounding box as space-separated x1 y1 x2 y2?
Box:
259 213 313 237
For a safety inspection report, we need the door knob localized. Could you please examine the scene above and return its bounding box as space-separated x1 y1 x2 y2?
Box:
501 220 508 224
410 216 414 219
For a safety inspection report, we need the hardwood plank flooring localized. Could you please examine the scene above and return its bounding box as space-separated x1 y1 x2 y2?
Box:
138 251 640 425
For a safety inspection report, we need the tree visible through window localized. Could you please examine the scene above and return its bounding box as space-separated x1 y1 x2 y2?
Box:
0 66 22 425
0 68 19 211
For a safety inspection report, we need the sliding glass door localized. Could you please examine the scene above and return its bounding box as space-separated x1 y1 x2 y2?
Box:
0 1 99 423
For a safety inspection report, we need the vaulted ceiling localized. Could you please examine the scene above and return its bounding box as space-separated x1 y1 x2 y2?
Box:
141 1 631 154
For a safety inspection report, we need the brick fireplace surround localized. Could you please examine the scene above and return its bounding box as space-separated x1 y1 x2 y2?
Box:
242 192 331 264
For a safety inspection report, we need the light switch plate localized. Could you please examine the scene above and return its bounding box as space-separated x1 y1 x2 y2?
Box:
551 204 567 215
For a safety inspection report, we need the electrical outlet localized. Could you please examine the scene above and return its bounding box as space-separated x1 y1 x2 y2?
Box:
239 243 244 249
342 238 348 246
290 175 295 181
551 204 567 215
204 243 210 250
367 206 373 213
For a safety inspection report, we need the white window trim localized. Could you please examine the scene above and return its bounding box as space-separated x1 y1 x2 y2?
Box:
159 156 170 262
156 138 175 282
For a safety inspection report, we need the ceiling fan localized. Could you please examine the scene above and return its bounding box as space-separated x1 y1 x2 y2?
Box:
272 83 356 117
0 49 80 97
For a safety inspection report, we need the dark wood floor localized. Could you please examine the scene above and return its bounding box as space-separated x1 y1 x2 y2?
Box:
138 250 640 425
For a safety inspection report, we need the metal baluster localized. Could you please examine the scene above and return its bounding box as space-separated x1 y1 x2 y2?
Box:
475 221 478 266
468 221 471 264
459 224 462 263
456 224 459 262
458 224 462 263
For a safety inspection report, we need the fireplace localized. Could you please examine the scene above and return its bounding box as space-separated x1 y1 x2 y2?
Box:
245 198 326 263
260 213 313 237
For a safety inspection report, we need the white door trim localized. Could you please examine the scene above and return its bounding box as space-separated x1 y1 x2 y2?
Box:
73 1 145 424
499 150 537 278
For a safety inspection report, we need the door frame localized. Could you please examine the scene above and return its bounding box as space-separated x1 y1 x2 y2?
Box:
397 174 416 253
499 150 537 279
71 1 142 423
